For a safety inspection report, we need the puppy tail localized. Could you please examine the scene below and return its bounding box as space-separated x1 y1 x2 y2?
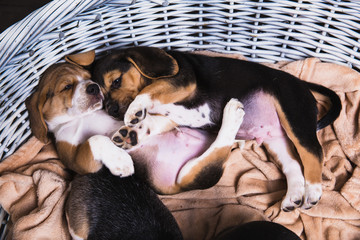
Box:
307 82 342 131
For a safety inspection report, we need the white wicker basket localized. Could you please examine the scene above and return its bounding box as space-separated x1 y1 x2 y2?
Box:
0 0 359 238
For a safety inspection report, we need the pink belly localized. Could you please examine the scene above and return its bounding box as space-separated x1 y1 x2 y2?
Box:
237 91 285 144
129 127 215 189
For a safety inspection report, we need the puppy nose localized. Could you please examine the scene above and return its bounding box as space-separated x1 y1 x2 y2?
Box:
86 84 100 95
107 101 120 117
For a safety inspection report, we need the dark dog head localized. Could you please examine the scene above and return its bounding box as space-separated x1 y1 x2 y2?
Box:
92 47 179 119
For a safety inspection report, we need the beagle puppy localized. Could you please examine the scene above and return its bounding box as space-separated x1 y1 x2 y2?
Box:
91 47 341 211
25 57 134 176
25 59 185 239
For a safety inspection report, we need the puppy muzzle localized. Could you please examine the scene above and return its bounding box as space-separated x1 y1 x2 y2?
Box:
86 83 100 96
105 99 126 119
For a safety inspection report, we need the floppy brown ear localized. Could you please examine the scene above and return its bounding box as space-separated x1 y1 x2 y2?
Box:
65 50 96 67
125 47 179 79
25 90 50 144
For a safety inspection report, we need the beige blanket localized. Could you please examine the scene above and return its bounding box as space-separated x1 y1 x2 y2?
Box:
1 58 360 240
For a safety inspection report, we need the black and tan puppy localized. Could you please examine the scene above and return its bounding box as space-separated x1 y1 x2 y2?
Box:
91 47 341 211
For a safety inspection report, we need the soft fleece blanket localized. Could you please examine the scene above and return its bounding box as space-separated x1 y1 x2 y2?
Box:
1 57 360 240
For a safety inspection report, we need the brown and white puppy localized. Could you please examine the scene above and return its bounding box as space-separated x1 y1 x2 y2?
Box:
91 47 342 211
25 56 134 176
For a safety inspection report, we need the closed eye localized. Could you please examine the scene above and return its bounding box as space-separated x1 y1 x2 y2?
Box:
62 84 73 92
111 76 122 89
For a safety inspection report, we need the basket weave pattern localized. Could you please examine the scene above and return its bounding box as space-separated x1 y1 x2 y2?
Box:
0 0 359 237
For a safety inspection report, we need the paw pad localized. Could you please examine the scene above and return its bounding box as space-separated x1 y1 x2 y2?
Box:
112 126 139 149
128 109 147 126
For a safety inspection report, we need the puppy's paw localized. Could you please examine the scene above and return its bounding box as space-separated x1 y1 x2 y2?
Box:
301 182 322 210
112 126 139 149
124 94 152 126
89 135 135 177
223 98 245 130
217 99 245 145
281 181 305 212
102 145 135 177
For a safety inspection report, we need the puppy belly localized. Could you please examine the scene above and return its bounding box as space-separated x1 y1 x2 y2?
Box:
237 91 285 144
130 128 215 188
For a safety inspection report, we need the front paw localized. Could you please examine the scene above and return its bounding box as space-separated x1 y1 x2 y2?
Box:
124 94 152 126
88 135 134 177
102 145 134 177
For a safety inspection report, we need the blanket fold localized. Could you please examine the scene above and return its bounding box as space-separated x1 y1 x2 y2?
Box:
1 57 360 240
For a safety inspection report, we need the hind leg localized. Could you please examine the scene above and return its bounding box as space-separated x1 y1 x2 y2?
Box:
298 143 323 210
263 137 305 211
283 126 323 210
176 98 245 190
275 102 323 210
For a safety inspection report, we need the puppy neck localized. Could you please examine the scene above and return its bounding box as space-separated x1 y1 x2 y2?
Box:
48 110 122 145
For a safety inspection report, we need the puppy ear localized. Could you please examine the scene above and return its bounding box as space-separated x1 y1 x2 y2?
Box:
65 50 96 67
125 47 179 79
25 90 50 144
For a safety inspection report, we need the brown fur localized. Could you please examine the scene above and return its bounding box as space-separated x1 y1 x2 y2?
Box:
178 146 231 191
273 100 323 184
25 64 91 143
141 81 196 104
56 141 102 174
104 68 145 107
66 181 90 239
26 61 109 175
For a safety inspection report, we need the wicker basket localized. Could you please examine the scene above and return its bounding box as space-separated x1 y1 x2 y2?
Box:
0 0 359 238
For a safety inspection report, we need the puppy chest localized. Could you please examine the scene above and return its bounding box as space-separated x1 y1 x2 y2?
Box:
152 103 214 127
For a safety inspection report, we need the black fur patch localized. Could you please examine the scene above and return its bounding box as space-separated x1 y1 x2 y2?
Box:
183 162 224 191
68 168 183 240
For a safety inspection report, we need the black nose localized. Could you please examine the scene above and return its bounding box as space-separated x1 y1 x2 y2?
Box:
106 101 121 118
86 84 100 95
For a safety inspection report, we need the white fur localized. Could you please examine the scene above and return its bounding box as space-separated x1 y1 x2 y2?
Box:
51 110 122 145
88 135 134 177
302 182 322 209
124 93 214 128
47 79 104 131
46 77 134 177
46 78 121 145
154 102 213 128
124 94 154 126
264 137 306 211
69 231 83 240
177 98 245 183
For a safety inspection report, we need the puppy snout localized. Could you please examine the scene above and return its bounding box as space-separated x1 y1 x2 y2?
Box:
106 101 123 119
86 83 100 96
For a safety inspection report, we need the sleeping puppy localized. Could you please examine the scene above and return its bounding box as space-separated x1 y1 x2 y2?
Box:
25 60 185 239
25 58 134 176
91 47 341 211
